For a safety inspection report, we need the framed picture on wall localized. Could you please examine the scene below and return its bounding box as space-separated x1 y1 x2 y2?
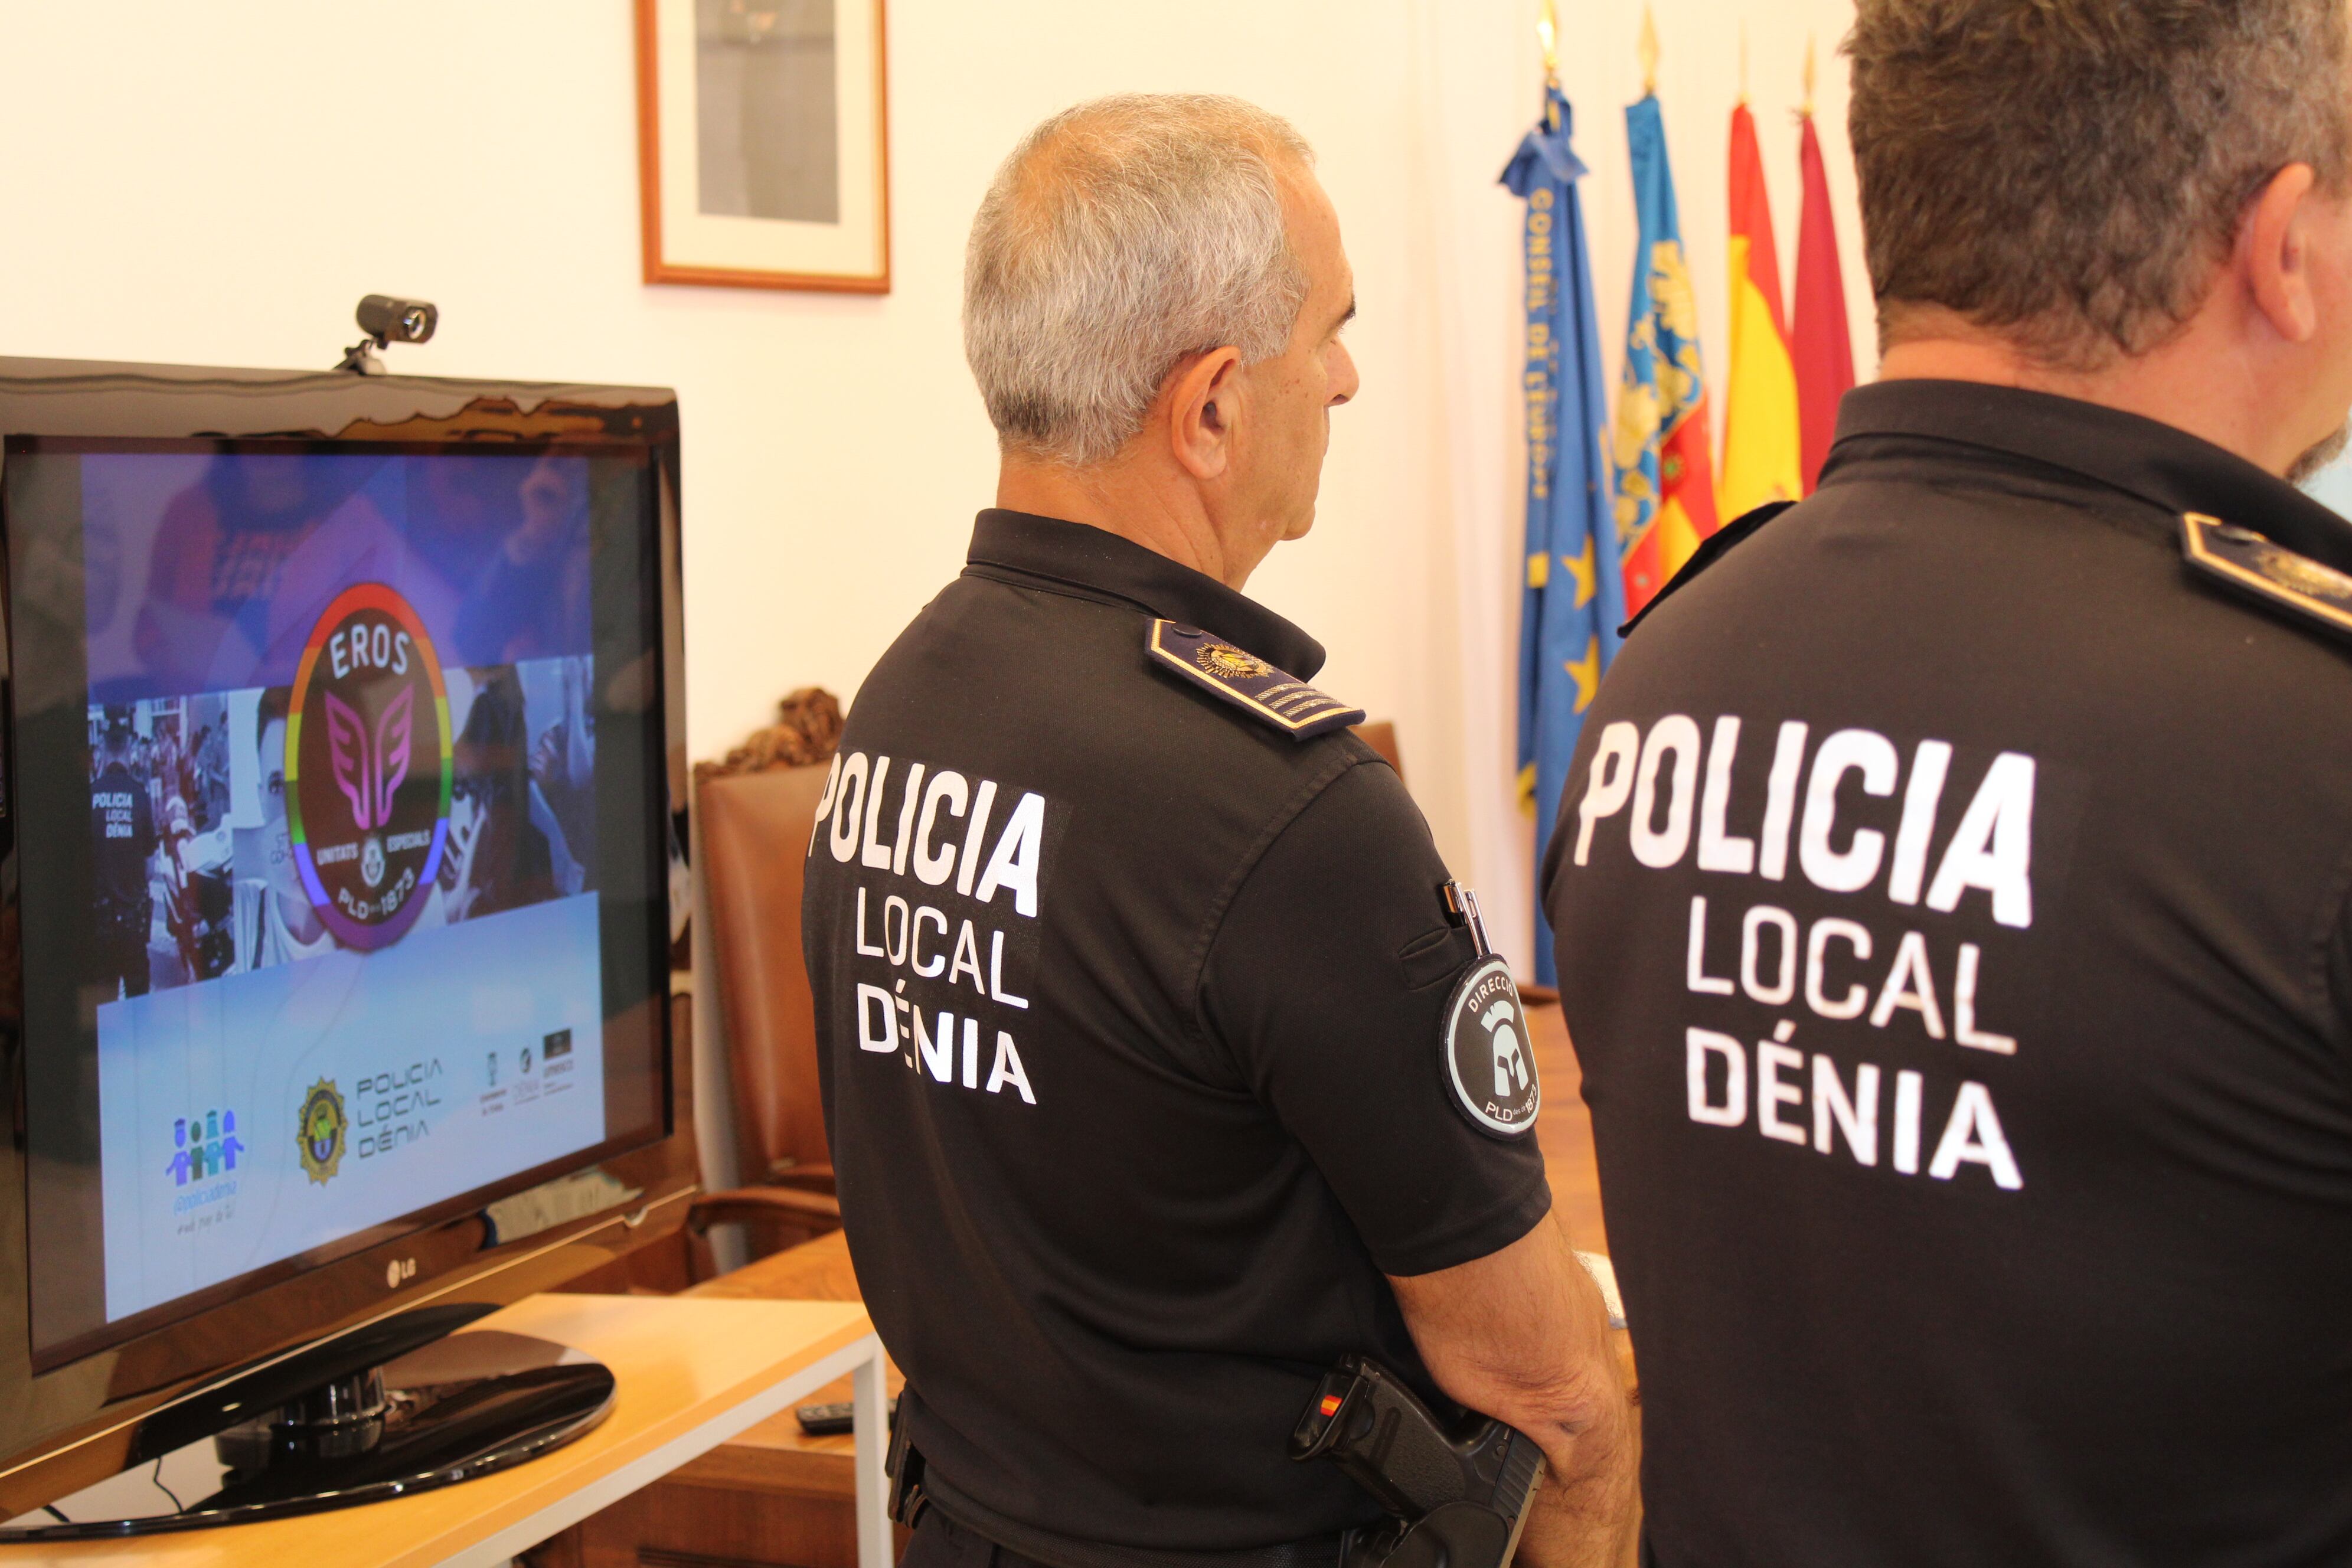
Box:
634 0 890 293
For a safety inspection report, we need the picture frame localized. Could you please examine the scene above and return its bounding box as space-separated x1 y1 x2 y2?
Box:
634 0 891 293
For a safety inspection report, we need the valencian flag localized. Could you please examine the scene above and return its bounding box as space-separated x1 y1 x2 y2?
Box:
1613 94 1719 616
1504 86 1625 987
1720 100 1802 518
1793 94 1857 492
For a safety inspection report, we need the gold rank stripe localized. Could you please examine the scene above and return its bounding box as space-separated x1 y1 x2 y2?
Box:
2181 512 2352 638
1145 620 1366 735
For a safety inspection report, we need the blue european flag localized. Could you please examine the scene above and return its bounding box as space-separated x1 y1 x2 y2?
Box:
1503 89 1625 986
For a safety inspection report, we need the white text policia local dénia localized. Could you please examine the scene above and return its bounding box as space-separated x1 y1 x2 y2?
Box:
1573 716 2030 1191
812 752 1041 1105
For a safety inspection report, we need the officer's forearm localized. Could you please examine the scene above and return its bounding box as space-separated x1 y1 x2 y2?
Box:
1388 1215 1636 1567
1511 1390 1635 1568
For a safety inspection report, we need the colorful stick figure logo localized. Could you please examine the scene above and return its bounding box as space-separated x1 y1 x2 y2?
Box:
166 1108 244 1188
285 584 452 949
298 1079 348 1185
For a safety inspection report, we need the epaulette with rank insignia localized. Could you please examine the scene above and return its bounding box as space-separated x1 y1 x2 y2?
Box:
2180 512 2352 643
1146 620 1366 741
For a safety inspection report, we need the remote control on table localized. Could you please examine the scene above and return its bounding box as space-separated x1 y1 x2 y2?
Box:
794 1395 898 1436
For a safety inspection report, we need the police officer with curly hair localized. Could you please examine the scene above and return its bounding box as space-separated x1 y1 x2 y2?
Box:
1547 3 2352 1561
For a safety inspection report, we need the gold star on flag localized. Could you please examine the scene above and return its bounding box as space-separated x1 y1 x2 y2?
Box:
1565 636 1601 714
1561 537 1596 609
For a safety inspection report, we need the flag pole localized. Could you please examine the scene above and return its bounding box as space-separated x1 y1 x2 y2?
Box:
1791 29 1857 492
1538 0 1561 125
1639 6 1660 96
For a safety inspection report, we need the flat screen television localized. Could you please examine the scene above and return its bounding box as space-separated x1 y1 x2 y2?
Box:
0 356 696 1534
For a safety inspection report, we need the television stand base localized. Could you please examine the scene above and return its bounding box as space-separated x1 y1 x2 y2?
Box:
1 1322 613 1540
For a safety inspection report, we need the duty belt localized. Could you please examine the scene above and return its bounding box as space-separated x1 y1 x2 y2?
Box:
890 1390 1354 1568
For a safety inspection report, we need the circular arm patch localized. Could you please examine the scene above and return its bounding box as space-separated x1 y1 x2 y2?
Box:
1441 956 1541 1138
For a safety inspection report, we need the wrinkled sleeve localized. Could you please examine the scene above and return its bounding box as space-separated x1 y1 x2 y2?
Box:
1200 758 1552 1277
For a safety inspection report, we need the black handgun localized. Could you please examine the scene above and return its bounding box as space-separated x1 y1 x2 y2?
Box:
1290 1355 1544 1568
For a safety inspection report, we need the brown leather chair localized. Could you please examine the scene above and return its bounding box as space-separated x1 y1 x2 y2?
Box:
1353 720 1402 783
688 762 842 1261
684 722 1391 1264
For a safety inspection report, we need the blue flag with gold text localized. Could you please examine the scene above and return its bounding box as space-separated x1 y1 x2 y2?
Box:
1504 89 1625 986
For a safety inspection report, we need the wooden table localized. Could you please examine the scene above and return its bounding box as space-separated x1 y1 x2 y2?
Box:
672 997 1616 1485
0 1295 891 1568
551 999 1623 1567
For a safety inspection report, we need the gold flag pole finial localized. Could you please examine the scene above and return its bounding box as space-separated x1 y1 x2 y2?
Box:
1802 34 1817 117
1639 6 1661 96
1537 0 1560 89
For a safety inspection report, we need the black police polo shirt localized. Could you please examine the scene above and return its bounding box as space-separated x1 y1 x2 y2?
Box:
90 757 154 913
804 511 1551 1554
1546 381 2352 1565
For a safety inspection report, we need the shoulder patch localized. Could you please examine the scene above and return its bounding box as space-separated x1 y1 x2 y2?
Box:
1441 955 1539 1138
2180 512 2352 643
1146 620 1366 741
1619 499 1796 638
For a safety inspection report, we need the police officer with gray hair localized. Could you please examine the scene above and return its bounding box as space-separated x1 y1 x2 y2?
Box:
802 94 1632 1568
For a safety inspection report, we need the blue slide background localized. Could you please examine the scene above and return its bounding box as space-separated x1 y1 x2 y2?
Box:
96 893 606 1322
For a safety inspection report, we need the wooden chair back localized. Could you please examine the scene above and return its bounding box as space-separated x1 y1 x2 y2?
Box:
1352 720 1403 783
696 763 834 1187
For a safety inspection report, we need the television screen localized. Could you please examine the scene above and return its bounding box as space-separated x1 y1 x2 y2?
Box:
7 437 672 1367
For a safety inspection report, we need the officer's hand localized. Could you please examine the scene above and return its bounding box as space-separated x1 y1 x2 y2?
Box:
1387 1212 1635 1568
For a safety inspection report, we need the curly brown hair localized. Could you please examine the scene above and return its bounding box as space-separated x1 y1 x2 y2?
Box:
1848 0 2351 367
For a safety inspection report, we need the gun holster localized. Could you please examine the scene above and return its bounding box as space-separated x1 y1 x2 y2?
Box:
886 1392 930 1528
1292 1357 1544 1568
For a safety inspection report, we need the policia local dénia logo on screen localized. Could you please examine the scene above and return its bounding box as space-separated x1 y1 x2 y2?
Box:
296 1060 451 1187
285 583 453 949
298 1078 347 1185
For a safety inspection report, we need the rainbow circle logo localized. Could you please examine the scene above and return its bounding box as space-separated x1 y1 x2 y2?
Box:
284 584 453 950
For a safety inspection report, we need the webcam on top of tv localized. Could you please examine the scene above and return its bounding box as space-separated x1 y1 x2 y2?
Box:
336 294 439 375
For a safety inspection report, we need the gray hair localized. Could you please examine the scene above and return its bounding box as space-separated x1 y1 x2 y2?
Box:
963 94 1314 467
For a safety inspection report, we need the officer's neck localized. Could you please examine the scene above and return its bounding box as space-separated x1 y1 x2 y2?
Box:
996 452 1262 591
1879 306 2321 480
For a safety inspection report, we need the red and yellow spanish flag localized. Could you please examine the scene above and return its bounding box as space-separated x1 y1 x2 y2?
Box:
1792 106 1857 493
1719 101 1801 519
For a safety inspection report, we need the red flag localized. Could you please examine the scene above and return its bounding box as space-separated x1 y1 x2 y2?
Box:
1721 102 1802 519
1792 112 1855 494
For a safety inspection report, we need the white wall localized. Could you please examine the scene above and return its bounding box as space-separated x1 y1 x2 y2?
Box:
0 0 1864 973
1423 2 1874 966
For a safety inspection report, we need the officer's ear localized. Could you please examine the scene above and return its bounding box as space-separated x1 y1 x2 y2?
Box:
1168 347 1243 482
2244 161 2322 345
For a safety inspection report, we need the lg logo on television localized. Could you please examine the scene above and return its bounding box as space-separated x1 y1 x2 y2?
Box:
385 1257 417 1289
